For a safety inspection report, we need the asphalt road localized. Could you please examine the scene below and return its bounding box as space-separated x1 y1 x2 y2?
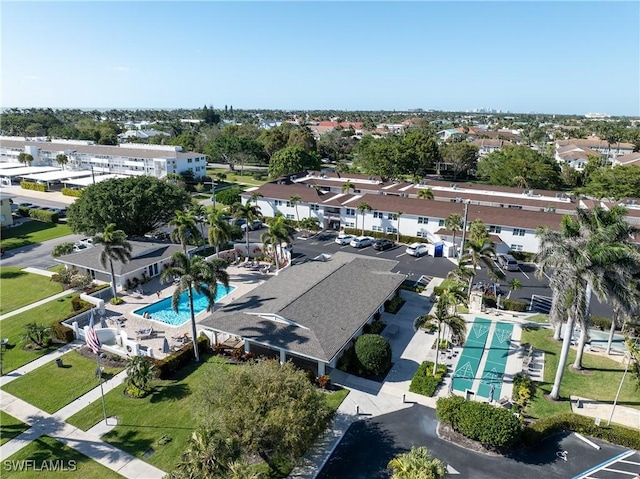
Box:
1 228 85 269
318 404 628 479
9 193 71 210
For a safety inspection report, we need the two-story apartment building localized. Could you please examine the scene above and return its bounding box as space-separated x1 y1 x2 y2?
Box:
0 137 206 179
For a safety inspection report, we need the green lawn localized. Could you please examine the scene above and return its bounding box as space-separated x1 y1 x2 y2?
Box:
0 292 81 373
2 351 123 414
207 168 268 187
0 267 64 315
521 326 639 420
0 411 30 446
67 355 350 474
1 221 73 250
2 435 123 478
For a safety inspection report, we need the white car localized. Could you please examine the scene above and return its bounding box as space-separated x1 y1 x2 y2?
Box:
406 242 429 257
335 234 355 245
350 236 373 248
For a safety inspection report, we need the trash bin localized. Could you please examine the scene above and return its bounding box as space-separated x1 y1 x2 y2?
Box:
55 358 63 368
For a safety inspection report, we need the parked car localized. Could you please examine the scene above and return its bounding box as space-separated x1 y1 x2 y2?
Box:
373 238 395 251
230 218 247 228
50 208 67 217
350 236 373 248
79 238 94 247
406 242 429 257
73 242 88 252
18 202 33 208
498 254 519 271
335 234 355 245
241 219 263 231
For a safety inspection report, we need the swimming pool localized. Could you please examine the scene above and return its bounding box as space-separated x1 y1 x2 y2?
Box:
134 284 235 327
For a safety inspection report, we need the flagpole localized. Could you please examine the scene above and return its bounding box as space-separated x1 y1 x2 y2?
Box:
96 359 108 425
88 308 108 425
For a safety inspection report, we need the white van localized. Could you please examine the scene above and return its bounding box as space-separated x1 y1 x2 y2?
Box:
498 254 519 271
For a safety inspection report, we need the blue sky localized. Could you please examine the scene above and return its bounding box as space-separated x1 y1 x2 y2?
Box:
2 1 638 115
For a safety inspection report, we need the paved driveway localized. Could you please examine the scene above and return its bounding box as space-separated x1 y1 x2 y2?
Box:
317 404 630 479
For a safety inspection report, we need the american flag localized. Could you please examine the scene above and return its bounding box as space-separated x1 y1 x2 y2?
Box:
86 309 101 355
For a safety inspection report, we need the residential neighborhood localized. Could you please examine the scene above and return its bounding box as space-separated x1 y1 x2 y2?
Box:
1 1 640 479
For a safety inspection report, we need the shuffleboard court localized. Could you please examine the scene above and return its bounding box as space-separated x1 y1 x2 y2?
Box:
452 317 491 393
477 322 513 399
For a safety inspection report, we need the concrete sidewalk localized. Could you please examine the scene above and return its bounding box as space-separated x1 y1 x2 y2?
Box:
0 391 165 478
22 267 56 277
54 370 128 421
0 289 74 321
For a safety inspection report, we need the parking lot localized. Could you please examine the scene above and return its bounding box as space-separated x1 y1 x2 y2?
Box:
274 230 613 318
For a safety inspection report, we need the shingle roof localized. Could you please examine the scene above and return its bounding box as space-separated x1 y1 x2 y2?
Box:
55 240 185 276
200 252 404 362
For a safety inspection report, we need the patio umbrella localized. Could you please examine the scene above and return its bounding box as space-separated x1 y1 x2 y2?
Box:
489 384 496 403
496 294 502 310
162 337 170 355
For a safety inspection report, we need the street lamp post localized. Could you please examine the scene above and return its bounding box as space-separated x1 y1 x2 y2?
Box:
458 200 470 261
204 181 216 208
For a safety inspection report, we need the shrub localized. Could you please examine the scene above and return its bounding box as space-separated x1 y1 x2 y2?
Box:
384 295 405 314
215 187 242 206
317 374 331 389
436 396 523 449
511 374 534 410
522 413 640 449
71 296 88 312
251 171 267 180
28 208 59 223
152 336 210 379
17 206 30 217
483 295 497 308
124 355 155 398
110 297 124 305
52 242 75 257
363 319 386 335
21 322 53 348
62 187 83 197
354 334 392 376
590 315 613 331
409 361 447 397
502 299 528 312
337 344 357 372
52 321 75 343
20 181 47 192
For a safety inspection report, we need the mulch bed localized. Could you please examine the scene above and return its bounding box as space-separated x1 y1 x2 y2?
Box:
437 423 502 457
76 346 127 368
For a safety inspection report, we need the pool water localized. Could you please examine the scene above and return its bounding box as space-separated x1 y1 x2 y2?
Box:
134 284 235 326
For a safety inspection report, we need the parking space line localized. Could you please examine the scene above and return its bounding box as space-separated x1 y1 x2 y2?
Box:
519 267 530 279
395 253 406 258
376 251 385 255
571 450 635 479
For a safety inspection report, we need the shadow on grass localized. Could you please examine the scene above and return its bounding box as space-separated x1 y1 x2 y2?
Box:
0 270 28 280
149 383 190 403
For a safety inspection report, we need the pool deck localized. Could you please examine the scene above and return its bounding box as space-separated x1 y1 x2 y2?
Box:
100 265 269 358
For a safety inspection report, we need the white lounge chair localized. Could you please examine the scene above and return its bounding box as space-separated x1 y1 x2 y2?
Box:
136 327 154 340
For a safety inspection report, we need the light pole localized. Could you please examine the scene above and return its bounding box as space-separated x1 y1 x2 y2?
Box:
458 200 470 261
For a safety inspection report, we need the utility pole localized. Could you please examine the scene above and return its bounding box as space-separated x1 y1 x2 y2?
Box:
458 200 470 260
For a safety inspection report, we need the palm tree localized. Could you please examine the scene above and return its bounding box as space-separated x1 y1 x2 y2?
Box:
460 237 504 298
207 210 233 257
93 224 132 299
416 292 467 376
55 153 68 170
468 219 489 243
445 213 463 258
260 214 295 269
357 202 371 236
289 195 302 224
417 188 434 200
248 191 263 206
168 428 242 479
170 210 202 254
160 253 229 362
124 355 155 397
395 211 403 242
190 203 208 243
17 153 34 166
388 446 447 479
232 202 262 257
341 180 355 194
507 278 522 299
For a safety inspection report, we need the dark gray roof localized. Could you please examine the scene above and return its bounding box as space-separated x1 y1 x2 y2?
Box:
55 240 185 276
200 252 405 362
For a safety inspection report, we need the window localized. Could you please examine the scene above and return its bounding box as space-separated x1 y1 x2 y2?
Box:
286 214 295 220
345 208 355 216
508 205 522 210
386 227 397 234
286 201 292 207
344 221 355 228
388 213 397 220
513 228 526 237
417 231 427 238
511 244 524 251
438 219 445 227
274 200 283 206
489 225 502 234
418 217 429 224
373 211 383 219
187 158 193 163
310 204 319 211
372 225 383 232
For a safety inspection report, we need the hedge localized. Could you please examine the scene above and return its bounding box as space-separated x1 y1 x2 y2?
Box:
384 295 406 314
590 315 613 331
20 181 47 192
522 413 640 449
436 396 523 449
409 361 447 397
342 227 424 245
152 335 210 379
215 187 242 206
354 334 392 376
28 208 59 223
62 187 83 197
502 299 528 312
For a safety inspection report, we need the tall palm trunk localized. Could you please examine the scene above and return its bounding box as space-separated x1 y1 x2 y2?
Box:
433 323 441 376
272 241 281 270
109 259 117 299
550 315 575 400
606 309 619 355
245 219 251 257
572 284 592 370
451 231 457 259
188 286 200 362
554 322 562 341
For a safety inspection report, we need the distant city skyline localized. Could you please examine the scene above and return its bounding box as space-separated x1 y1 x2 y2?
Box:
2 1 638 116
